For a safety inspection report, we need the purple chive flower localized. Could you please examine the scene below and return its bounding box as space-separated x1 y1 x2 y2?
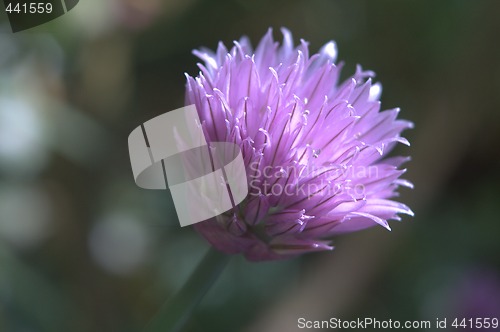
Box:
185 28 413 261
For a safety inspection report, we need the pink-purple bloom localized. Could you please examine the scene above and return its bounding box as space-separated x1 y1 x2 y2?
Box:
185 28 413 261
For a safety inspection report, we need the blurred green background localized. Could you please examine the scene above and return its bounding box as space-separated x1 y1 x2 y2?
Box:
1 0 500 331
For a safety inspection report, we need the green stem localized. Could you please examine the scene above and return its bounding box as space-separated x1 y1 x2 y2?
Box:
144 248 230 332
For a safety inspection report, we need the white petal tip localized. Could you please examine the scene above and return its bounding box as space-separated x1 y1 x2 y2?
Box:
398 137 411 146
321 41 338 61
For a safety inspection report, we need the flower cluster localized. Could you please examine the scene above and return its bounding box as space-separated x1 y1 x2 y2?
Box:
185 28 413 260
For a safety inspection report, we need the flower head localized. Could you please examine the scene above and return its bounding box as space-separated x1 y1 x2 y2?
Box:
185 28 413 261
